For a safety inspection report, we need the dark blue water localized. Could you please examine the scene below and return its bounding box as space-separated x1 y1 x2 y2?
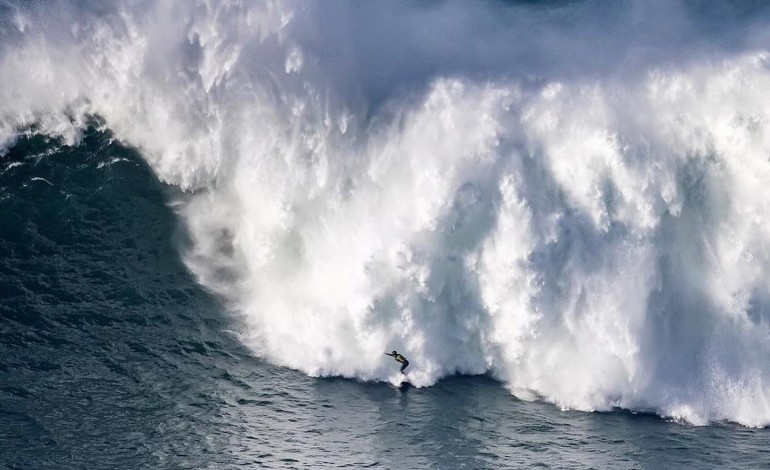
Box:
1 127 769 469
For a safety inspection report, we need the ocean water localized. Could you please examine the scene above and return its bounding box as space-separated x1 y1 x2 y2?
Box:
3 1 770 468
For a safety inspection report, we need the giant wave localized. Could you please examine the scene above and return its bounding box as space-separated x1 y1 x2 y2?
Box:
2 0 770 426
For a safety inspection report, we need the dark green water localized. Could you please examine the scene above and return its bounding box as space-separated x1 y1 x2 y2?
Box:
2 129 770 469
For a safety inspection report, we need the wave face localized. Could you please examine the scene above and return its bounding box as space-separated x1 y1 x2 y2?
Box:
2 0 770 426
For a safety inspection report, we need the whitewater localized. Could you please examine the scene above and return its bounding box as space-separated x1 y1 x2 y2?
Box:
2 0 770 427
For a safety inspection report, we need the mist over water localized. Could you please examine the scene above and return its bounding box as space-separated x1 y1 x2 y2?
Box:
2 0 770 427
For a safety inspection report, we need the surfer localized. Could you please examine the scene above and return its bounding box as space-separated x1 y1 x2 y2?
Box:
385 350 409 374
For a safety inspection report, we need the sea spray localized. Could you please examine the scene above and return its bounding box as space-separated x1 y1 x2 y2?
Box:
2 0 770 426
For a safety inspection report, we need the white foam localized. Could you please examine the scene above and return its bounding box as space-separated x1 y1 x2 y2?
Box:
2 0 770 426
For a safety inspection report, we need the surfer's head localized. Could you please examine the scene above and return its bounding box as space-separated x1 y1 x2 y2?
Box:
392 350 397 355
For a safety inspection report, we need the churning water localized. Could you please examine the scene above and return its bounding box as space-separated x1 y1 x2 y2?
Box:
3 1 770 468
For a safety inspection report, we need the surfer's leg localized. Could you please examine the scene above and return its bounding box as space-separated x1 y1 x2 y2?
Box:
400 360 409 374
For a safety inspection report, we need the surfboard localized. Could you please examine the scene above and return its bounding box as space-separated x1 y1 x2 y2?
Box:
389 374 412 390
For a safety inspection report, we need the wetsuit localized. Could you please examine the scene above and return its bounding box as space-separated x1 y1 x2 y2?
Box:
390 353 409 373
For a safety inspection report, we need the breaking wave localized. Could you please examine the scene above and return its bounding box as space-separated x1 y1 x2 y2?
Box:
2 0 770 426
